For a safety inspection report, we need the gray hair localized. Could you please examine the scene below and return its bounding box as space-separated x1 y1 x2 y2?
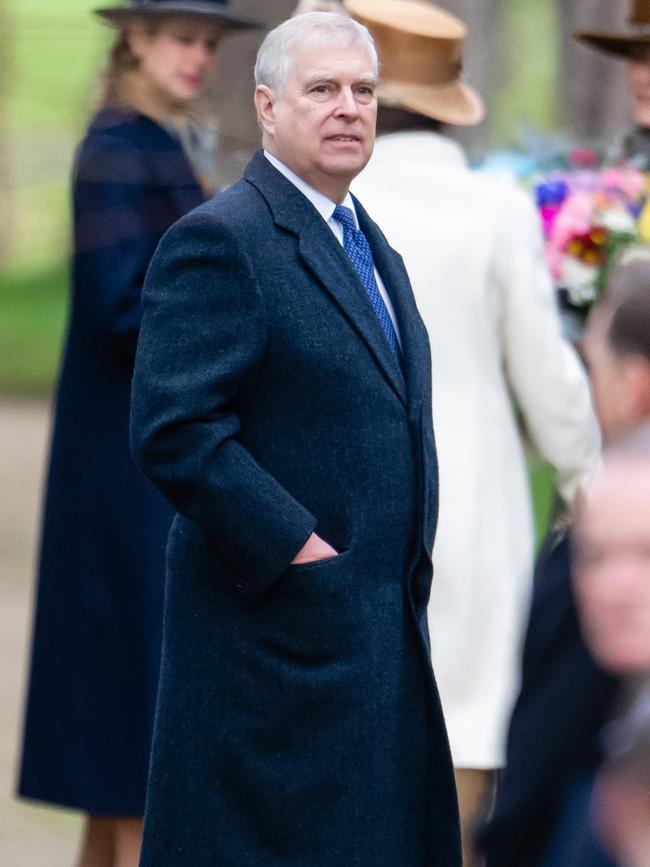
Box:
254 12 378 94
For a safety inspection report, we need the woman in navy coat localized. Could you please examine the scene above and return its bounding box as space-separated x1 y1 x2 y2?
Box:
18 2 255 864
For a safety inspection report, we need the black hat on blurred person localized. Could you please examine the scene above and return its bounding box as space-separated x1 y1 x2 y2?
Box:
95 0 258 30
578 0 650 60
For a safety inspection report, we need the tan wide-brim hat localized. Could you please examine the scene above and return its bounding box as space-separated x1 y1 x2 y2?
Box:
95 0 259 30
577 0 650 60
344 0 484 126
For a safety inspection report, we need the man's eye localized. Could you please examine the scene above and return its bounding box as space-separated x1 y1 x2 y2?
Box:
355 86 375 102
311 84 330 94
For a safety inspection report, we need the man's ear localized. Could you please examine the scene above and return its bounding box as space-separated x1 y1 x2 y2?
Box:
254 85 276 138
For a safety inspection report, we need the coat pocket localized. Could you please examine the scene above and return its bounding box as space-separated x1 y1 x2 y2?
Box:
283 546 353 577
254 546 358 662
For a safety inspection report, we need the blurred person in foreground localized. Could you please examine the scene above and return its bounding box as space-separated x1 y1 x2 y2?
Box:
578 0 650 168
571 425 650 867
17 2 256 865
481 251 650 867
130 11 460 866
345 1 599 862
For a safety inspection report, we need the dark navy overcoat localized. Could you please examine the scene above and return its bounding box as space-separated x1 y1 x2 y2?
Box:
19 108 203 815
131 151 460 865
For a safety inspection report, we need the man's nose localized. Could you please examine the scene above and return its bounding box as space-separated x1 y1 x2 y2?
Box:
334 87 360 117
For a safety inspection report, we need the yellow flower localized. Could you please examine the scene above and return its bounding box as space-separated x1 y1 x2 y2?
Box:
567 239 584 256
589 227 608 246
638 200 650 243
582 249 601 265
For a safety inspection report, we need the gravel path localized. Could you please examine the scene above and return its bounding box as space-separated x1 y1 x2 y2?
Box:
0 400 81 866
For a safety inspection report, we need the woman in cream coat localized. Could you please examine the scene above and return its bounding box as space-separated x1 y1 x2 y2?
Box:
348 0 600 862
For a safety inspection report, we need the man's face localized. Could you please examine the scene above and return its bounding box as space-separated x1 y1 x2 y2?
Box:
628 49 650 128
574 458 650 674
255 36 377 201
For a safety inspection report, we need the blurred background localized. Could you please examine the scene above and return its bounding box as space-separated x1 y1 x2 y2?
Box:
0 1 632 863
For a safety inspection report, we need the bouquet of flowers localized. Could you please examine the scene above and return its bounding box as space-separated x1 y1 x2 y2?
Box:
535 155 650 308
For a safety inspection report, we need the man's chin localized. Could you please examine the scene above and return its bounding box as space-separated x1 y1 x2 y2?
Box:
321 154 372 179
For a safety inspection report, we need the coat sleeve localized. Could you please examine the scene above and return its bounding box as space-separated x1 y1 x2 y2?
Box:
130 210 317 599
72 132 165 365
492 187 600 505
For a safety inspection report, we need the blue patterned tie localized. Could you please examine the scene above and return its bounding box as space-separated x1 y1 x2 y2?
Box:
332 205 401 359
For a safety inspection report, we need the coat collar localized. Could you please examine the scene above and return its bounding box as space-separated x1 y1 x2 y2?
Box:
244 150 414 407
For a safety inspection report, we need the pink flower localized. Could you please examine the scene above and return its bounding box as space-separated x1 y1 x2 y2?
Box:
551 191 595 250
544 241 565 281
600 168 646 200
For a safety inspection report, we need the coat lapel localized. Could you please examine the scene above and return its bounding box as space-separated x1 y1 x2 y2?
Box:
245 152 407 406
355 197 430 412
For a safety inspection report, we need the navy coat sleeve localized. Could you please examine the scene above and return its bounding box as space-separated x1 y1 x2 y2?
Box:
73 131 169 364
130 209 317 598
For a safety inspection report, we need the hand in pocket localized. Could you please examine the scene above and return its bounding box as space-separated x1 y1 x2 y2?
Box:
291 532 338 565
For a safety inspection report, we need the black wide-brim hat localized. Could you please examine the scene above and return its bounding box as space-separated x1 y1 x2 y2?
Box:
94 0 259 30
577 29 650 61
577 0 650 60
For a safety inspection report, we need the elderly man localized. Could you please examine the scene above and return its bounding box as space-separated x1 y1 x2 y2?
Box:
131 11 460 867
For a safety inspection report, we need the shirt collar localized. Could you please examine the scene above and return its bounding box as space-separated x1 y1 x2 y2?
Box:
263 150 358 228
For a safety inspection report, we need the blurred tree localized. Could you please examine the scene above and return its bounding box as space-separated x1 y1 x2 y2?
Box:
211 0 296 186
436 0 505 154
441 0 506 106
558 0 629 145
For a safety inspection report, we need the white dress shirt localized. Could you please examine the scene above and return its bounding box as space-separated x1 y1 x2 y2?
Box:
264 151 401 346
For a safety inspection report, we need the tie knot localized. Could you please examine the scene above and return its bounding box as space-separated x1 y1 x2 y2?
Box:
332 204 356 232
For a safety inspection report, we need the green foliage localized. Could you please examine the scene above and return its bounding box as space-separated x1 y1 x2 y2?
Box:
595 230 641 298
1 1 106 395
0 262 67 396
5 0 109 268
8 0 109 132
528 454 558 548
